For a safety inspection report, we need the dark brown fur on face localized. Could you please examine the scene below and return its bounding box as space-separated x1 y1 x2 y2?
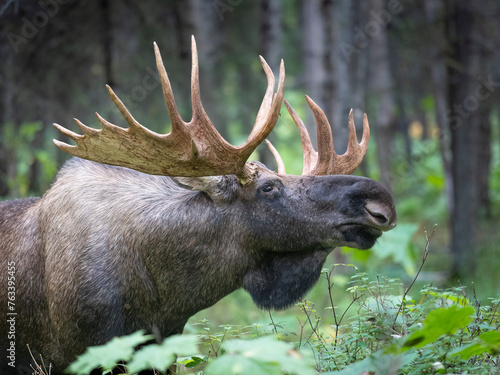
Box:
0 158 395 374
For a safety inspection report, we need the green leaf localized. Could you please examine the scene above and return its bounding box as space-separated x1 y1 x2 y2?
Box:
426 174 444 189
453 331 500 359
478 331 500 345
402 306 474 351
205 355 278 375
425 290 470 306
205 336 315 375
66 330 153 375
324 349 417 375
452 342 491 360
126 334 199 373
177 355 205 368
372 222 419 275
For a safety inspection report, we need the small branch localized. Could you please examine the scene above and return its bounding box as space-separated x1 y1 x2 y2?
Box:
268 310 278 335
297 317 306 348
393 225 437 327
300 301 328 351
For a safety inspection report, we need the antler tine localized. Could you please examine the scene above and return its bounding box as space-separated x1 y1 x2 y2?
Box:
154 41 185 132
241 58 285 158
283 99 317 175
284 97 369 176
187 36 229 151
104 85 145 133
190 36 205 120
249 57 276 139
265 139 286 174
304 96 336 175
337 109 370 175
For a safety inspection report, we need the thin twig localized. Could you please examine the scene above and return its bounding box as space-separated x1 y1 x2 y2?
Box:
300 301 328 351
393 225 437 327
297 317 306 348
268 310 278 335
28 344 51 375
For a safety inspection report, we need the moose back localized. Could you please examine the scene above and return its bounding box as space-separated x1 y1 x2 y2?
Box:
0 37 396 374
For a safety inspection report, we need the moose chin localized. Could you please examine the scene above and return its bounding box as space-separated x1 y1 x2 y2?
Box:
0 36 396 374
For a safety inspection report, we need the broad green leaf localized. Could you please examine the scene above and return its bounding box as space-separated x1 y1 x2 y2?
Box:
453 331 500 359
372 223 419 275
126 334 199 373
324 350 417 375
66 330 153 375
205 336 315 375
452 342 491 360
479 331 500 345
402 306 474 351
177 355 205 368
205 354 277 375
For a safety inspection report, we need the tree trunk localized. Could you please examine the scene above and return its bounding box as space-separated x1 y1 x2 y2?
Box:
348 0 370 176
0 39 18 197
301 0 324 149
369 0 396 192
258 0 282 170
101 0 114 87
423 0 454 216
446 1 494 279
321 0 350 153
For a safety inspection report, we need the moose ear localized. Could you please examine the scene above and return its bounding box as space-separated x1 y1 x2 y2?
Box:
172 176 238 202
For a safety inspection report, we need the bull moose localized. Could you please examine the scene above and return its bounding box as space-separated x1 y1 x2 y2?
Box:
0 37 396 374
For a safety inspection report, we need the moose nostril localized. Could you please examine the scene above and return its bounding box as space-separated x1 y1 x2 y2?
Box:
364 201 396 230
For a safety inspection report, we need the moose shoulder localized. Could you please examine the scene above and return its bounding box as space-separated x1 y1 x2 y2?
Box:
0 37 396 374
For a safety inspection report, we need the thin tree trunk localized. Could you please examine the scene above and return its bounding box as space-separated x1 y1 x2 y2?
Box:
301 0 324 149
259 0 282 170
369 0 395 192
349 0 370 176
477 108 491 218
183 0 226 138
321 0 349 153
0 41 17 197
423 0 453 216
101 0 114 87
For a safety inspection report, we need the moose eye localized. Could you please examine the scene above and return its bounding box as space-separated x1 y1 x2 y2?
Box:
261 185 274 193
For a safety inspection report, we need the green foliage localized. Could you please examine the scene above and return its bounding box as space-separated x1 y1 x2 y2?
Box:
67 330 153 374
305 274 500 374
0 121 57 197
399 305 474 350
453 331 500 359
391 137 448 224
126 335 199 374
67 332 200 375
204 336 315 375
344 222 419 275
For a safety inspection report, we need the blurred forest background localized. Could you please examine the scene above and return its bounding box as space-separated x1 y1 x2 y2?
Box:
1 0 500 324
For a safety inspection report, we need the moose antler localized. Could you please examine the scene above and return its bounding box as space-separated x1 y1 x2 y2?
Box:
276 97 369 176
53 36 285 183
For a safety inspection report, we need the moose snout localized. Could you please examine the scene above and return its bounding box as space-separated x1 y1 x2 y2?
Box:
364 201 397 231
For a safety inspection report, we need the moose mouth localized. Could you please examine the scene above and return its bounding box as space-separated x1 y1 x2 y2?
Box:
339 223 384 250
338 202 397 249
